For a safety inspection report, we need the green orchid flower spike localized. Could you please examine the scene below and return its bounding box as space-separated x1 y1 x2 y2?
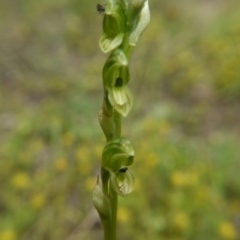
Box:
94 0 150 239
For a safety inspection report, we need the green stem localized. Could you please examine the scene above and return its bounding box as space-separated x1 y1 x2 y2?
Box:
121 32 132 59
101 111 121 240
101 167 109 196
108 111 121 240
109 183 118 239
101 11 129 240
101 167 112 240
114 111 121 137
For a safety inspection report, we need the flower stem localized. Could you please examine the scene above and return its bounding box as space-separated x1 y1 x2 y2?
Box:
101 111 121 240
114 111 122 137
108 111 121 240
101 167 112 240
109 183 118 240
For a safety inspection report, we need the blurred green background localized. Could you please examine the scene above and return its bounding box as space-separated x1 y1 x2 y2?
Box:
0 0 240 239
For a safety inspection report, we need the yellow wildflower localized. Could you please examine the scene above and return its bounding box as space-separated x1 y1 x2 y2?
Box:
171 171 198 187
94 144 103 159
118 207 131 223
11 172 30 189
171 171 187 187
219 221 237 239
0 229 17 240
173 211 190 230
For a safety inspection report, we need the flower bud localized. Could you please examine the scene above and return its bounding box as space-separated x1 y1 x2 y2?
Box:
129 0 150 46
127 0 146 26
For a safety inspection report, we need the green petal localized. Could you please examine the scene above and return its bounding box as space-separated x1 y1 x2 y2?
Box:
105 153 134 172
108 86 133 117
110 170 135 197
99 32 124 53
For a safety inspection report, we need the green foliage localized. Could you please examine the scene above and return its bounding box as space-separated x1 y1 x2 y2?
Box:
0 0 240 239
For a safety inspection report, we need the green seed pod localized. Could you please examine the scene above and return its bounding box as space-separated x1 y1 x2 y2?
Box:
102 137 134 173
